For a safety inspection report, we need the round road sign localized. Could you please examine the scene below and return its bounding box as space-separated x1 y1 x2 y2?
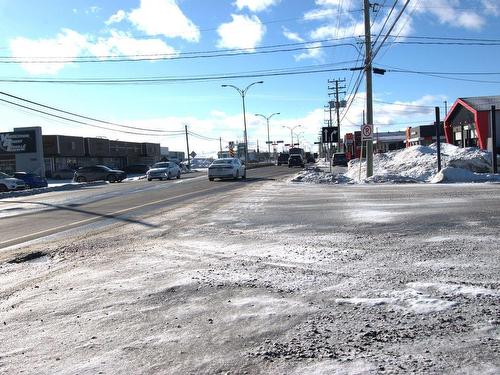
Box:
362 124 373 139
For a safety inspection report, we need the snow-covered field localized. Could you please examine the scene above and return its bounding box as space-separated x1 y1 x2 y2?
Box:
294 144 500 185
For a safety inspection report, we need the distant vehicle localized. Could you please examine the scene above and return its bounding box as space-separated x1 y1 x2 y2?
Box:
0 171 26 192
74 165 127 183
289 147 305 157
277 153 290 166
208 158 246 181
288 154 305 168
51 168 76 180
13 172 48 189
146 162 181 181
124 164 150 174
332 152 348 167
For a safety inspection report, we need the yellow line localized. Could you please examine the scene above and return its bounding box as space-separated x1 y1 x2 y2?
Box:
0 183 223 248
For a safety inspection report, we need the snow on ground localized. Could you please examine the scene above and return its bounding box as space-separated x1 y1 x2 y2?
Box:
293 144 500 184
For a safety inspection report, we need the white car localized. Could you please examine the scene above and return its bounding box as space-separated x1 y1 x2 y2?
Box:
208 158 246 181
0 171 26 192
146 162 181 181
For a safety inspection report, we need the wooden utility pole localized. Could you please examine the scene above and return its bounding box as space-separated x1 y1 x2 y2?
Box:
363 0 374 177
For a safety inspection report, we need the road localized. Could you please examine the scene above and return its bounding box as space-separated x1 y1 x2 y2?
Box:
0 170 498 374
0 166 295 254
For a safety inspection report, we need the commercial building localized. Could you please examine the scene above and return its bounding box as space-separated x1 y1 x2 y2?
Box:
0 126 163 176
444 95 500 151
405 124 445 147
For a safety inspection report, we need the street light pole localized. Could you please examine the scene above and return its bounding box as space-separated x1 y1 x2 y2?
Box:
222 81 263 163
255 112 280 163
283 124 302 149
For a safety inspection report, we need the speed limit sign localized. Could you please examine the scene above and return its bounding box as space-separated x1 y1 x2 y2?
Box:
362 124 373 139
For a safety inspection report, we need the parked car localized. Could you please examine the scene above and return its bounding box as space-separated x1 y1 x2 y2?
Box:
288 154 305 168
51 168 76 180
146 162 181 181
124 164 150 174
0 171 26 192
208 158 246 181
13 172 48 189
74 165 127 183
277 153 290 166
332 152 348 167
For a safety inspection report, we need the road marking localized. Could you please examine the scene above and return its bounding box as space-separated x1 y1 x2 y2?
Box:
0 183 224 248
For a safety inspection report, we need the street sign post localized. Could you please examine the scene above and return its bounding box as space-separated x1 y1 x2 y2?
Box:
322 127 339 143
361 124 373 139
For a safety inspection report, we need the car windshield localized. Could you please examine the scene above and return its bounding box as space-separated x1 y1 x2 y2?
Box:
152 162 169 168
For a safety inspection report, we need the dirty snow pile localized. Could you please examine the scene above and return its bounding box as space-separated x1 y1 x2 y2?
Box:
293 143 500 184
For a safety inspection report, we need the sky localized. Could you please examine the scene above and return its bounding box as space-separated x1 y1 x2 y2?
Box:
0 0 499 157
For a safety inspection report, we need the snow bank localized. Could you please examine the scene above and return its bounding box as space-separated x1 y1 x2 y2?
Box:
297 144 499 184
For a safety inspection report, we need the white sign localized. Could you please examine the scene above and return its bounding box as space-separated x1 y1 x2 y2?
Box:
361 124 373 139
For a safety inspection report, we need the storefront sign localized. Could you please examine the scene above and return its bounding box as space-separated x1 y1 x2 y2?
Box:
0 131 37 154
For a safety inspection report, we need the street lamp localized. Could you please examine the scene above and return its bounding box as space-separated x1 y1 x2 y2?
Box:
282 124 302 149
255 112 280 163
221 81 264 163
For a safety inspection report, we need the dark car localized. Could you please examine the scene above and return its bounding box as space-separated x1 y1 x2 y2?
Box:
277 153 290 166
13 172 48 189
332 153 348 167
288 154 305 168
74 165 127 183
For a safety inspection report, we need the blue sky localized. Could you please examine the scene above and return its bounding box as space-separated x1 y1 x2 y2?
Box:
0 0 499 156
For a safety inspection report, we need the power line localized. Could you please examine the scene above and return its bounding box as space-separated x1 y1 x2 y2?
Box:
0 38 361 63
0 91 183 133
0 64 353 85
0 97 185 136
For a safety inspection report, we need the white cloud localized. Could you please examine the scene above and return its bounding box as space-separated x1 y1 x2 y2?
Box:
10 28 178 75
481 0 500 16
106 10 127 25
415 0 486 30
217 15 265 50
128 0 200 42
282 27 304 42
88 30 177 60
295 42 324 61
9 29 88 75
234 0 281 12
86 6 101 14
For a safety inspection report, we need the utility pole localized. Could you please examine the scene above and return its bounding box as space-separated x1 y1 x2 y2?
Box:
184 124 191 169
492 106 498 173
219 137 222 155
328 78 346 152
363 0 374 177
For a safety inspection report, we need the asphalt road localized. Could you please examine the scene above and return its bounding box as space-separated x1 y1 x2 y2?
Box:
0 166 296 253
1 176 498 374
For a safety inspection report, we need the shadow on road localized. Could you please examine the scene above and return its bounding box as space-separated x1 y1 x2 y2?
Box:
1 200 158 228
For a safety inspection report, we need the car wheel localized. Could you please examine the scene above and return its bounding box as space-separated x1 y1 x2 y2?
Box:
0 184 7 192
107 175 116 183
176 172 181 179
76 176 86 183
167 172 171 180
209 177 214 181
147 178 152 181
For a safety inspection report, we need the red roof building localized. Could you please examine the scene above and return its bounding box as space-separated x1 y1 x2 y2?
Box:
444 96 500 151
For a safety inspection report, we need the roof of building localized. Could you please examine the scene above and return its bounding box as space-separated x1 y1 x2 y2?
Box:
460 95 500 111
